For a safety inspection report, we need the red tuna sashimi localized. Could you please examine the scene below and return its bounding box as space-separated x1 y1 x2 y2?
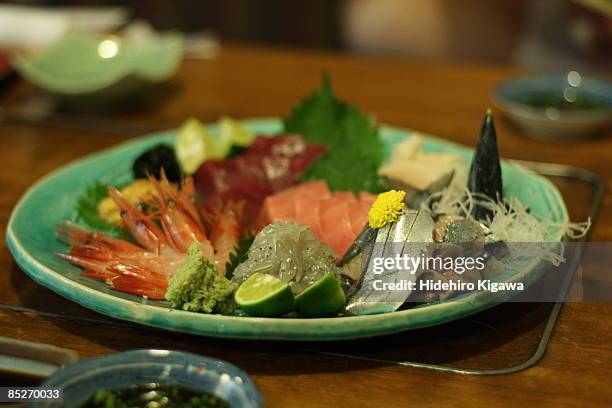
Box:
294 180 331 198
295 196 324 237
258 181 330 232
255 181 375 256
262 183 302 212
347 201 371 236
270 180 330 204
244 135 325 191
261 198 295 223
294 181 332 237
320 199 356 256
195 135 325 226
318 193 357 222
329 191 356 203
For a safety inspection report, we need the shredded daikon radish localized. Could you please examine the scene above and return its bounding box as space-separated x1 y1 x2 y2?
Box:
424 186 589 240
420 162 469 216
421 185 591 266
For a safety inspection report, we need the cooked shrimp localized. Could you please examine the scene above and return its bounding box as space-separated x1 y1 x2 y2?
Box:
56 221 183 299
56 221 142 252
179 177 203 225
156 170 204 228
109 273 167 299
207 201 244 273
57 239 185 277
149 173 213 255
108 188 170 254
57 251 169 300
56 176 246 300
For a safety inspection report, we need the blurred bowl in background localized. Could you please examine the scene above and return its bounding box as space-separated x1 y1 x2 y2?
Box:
33 349 263 408
0 4 128 50
493 72 612 141
13 23 183 102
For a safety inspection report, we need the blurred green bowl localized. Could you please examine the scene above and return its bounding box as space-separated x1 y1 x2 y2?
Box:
13 30 183 101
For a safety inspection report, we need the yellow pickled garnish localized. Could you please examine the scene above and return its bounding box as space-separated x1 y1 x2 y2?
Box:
98 179 157 223
98 196 121 224
368 190 406 229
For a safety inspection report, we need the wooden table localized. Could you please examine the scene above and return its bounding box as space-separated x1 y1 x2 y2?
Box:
1 44 611 407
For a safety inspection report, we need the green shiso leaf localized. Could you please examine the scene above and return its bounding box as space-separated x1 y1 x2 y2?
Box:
224 235 254 280
75 181 114 230
283 75 385 193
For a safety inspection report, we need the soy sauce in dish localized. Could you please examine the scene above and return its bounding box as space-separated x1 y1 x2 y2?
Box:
81 383 229 408
517 91 610 111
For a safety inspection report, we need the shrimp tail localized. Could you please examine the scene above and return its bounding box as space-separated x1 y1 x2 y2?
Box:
55 221 141 252
109 275 167 300
57 243 170 301
56 251 109 273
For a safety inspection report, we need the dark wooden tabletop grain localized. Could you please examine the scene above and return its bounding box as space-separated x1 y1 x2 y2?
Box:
0 44 611 407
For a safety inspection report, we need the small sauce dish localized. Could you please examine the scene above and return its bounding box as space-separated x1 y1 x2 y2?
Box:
493 72 612 141
31 349 263 408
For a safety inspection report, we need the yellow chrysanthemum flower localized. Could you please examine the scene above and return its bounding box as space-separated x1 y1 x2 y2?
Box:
368 190 406 229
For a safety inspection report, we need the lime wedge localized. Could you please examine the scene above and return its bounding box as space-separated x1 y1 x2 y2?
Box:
176 118 224 174
235 273 295 317
295 274 346 317
219 116 255 148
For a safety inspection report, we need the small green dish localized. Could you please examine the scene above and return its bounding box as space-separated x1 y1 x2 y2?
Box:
13 31 183 99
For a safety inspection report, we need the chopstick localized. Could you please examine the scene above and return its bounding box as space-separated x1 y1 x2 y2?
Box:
0 337 78 381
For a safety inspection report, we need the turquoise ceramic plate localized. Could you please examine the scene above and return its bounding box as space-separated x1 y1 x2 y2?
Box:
6 119 568 340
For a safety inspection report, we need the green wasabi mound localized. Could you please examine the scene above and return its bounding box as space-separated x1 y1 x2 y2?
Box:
166 242 237 314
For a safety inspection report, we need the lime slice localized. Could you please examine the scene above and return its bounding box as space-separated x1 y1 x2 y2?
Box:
219 116 255 148
295 274 346 317
176 118 224 174
235 273 295 317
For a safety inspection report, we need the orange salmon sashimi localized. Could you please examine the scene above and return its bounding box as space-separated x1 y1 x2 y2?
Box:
56 173 243 300
256 180 375 257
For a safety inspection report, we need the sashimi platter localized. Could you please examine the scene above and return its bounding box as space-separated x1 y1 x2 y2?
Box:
6 78 590 340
